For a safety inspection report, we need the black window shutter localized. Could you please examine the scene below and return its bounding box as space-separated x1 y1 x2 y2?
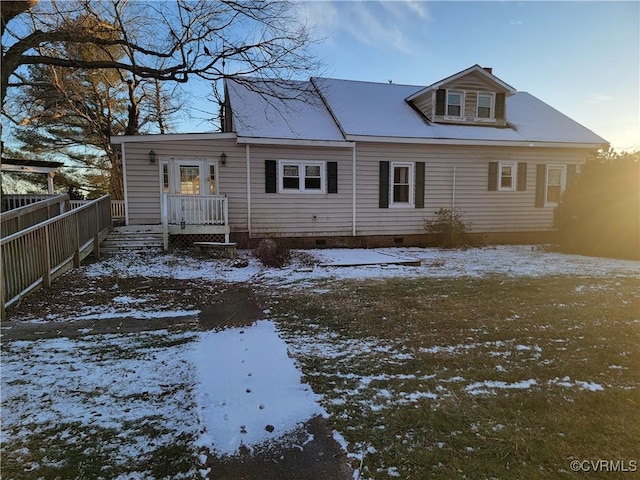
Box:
415 162 425 208
517 162 527 191
495 93 506 120
265 160 277 193
488 162 498 191
379 161 389 208
435 89 446 116
535 164 546 208
327 162 338 193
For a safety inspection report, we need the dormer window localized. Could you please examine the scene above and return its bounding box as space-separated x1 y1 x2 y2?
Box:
446 90 464 118
477 93 494 119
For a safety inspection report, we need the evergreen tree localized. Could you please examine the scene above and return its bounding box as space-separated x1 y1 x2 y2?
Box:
554 149 640 260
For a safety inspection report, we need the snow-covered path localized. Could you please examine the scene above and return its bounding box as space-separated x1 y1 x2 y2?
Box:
190 320 327 455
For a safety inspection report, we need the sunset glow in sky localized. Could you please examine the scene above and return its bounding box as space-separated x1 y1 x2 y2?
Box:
296 1 640 151
187 1 639 151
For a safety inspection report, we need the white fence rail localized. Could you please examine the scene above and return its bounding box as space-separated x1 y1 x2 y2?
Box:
163 194 228 226
71 199 125 219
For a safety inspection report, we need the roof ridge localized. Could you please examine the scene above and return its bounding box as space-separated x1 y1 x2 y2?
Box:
313 76 423 89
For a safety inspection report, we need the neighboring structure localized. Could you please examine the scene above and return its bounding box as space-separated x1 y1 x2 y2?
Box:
1 158 64 195
110 65 607 248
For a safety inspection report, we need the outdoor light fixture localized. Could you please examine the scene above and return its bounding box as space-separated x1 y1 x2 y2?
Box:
220 152 227 165
148 150 157 164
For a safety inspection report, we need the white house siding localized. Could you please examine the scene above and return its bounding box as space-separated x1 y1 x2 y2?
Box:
354 142 593 236
445 70 506 93
248 144 353 237
123 138 247 230
411 92 433 119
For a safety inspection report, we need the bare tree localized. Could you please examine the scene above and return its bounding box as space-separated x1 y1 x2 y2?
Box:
1 0 321 106
2 0 320 196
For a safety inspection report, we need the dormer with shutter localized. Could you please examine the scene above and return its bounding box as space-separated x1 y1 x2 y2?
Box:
406 65 516 127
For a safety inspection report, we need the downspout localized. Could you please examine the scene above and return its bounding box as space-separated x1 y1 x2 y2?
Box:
245 144 252 239
352 143 357 236
121 143 129 225
451 166 456 210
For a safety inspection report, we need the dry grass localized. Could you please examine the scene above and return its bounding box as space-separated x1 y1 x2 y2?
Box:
265 275 640 479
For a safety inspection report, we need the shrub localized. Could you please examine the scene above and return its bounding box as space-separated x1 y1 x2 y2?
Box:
253 238 291 267
554 149 639 260
424 208 472 248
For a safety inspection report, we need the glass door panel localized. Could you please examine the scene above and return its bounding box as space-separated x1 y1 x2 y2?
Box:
179 165 201 195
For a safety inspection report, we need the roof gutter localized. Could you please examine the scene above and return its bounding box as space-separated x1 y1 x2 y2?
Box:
110 132 237 144
344 135 604 149
236 137 354 148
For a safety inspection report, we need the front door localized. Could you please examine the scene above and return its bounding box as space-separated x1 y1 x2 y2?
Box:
165 159 218 224
173 160 218 196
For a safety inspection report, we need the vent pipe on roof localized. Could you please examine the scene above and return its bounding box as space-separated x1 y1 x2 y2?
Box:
483 67 493 74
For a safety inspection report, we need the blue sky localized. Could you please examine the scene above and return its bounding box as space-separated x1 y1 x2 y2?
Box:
193 0 639 151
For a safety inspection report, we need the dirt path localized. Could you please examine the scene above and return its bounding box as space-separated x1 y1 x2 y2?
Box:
206 416 353 480
1 286 354 480
1 286 261 341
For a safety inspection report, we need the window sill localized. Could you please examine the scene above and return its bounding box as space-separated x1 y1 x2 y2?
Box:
474 117 497 123
279 190 326 195
389 203 415 209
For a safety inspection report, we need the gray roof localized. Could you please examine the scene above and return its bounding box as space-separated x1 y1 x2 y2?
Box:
226 76 608 146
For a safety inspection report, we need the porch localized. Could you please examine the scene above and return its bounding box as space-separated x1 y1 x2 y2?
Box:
161 194 230 249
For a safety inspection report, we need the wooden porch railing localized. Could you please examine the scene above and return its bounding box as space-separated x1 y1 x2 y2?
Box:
1 194 70 238
161 194 229 249
163 194 228 226
71 199 125 219
1 195 111 318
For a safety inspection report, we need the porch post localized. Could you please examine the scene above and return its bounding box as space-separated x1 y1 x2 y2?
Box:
162 193 169 251
47 172 55 194
223 194 230 243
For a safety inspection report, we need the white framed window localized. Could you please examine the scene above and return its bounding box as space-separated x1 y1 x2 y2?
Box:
390 162 414 206
545 165 566 206
498 161 517 191
208 163 217 194
279 160 325 193
446 90 464 118
476 93 495 120
161 161 170 193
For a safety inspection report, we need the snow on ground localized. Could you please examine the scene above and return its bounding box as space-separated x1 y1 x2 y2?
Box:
190 320 326 455
3 245 637 476
2 322 329 470
1 331 199 474
83 246 639 287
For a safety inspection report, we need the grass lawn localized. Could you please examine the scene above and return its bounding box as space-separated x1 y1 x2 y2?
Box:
266 275 640 479
2 247 638 479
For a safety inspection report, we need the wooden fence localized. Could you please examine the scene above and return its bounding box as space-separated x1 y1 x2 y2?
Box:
1 194 70 238
1 195 111 319
70 199 125 220
2 194 61 211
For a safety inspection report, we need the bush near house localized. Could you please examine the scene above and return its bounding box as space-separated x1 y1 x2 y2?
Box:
554 150 640 260
253 238 291 267
424 208 473 248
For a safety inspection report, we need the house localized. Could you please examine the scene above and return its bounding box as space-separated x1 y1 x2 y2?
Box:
109 65 607 249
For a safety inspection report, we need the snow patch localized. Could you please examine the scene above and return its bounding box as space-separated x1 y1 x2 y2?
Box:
466 379 537 395
189 321 326 456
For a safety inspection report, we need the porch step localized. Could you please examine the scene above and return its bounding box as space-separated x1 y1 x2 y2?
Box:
101 227 164 254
